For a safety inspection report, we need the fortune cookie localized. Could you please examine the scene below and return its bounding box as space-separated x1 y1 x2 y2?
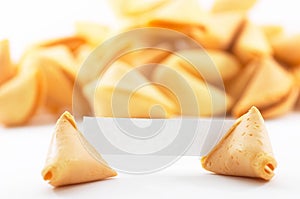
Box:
201 106 277 181
42 111 117 187
272 34 300 66
225 60 258 103
77 36 134 86
232 57 298 118
172 49 241 84
146 10 245 51
31 45 78 77
20 46 77 113
191 12 245 50
84 61 178 118
233 22 272 64
152 54 232 116
0 39 15 85
0 67 44 126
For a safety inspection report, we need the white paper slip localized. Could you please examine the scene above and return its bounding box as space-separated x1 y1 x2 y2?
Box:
82 117 234 173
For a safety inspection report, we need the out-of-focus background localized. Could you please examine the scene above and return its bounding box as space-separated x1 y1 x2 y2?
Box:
0 0 299 60
1 0 300 125
0 0 113 60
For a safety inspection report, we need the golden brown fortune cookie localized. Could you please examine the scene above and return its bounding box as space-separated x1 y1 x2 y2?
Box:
225 59 260 103
272 34 300 66
0 66 44 126
20 46 76 113
0 39 16 85
77 36 134 86
190 11 246 50
144 6 245 51
232 57 298 118
33 45 78 77
42 111 117 187
201 106 277 181
83 61 178 118
172 49 241 84
232 22 273 64
152 54 232 116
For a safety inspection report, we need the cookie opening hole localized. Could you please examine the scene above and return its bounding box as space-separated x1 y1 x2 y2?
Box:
44 171 53 180
264 163 274 175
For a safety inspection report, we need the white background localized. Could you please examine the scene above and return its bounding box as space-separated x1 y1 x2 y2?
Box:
1 0 300 198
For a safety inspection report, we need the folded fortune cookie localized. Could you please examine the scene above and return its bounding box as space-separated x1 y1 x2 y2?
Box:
42 111 117 187
201 106 277 181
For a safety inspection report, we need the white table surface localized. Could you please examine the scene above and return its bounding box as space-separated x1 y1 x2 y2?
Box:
1 113 300 199
1 0 300 198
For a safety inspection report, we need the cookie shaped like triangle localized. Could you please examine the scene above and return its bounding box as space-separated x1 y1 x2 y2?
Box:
233 22 272 63
201 106 277 180
42 112 117 187
232 57 295 118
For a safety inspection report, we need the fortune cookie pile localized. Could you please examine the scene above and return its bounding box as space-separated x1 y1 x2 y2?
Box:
1 0 300 127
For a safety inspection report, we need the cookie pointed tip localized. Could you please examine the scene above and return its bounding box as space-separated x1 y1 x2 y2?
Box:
249 106 259 112
111 169 118 177
58 111 77 128
60 111 72 118
247 106 265 120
